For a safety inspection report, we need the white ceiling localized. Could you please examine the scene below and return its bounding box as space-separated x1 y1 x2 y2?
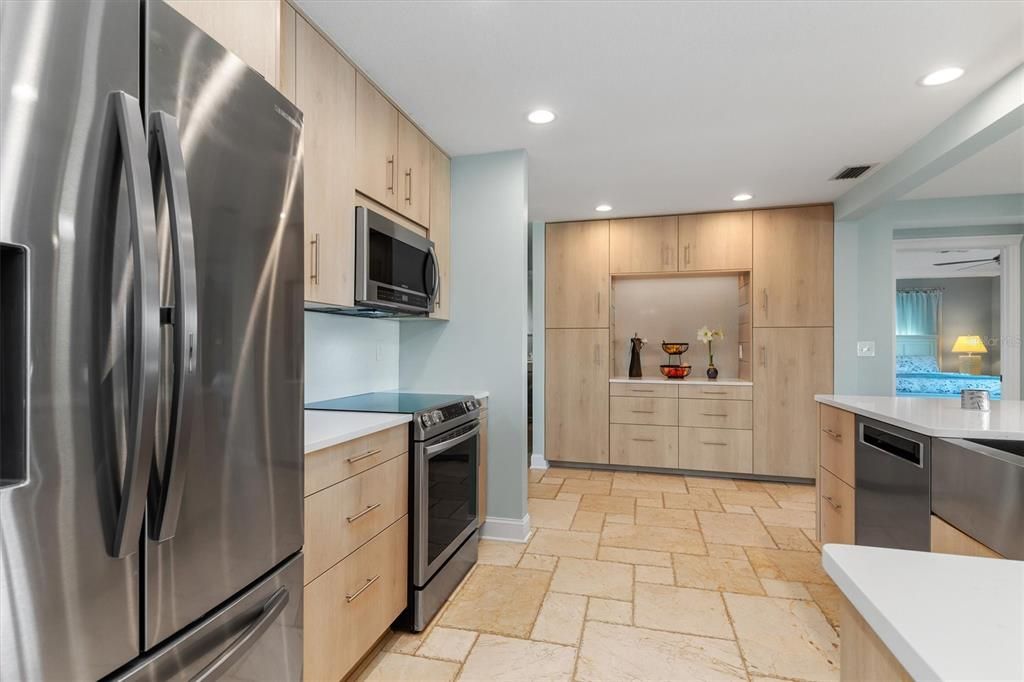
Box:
895 248 1001 279
903 127 1024 200
296 1 1024 222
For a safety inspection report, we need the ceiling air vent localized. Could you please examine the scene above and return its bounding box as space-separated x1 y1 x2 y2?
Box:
831 164 874 180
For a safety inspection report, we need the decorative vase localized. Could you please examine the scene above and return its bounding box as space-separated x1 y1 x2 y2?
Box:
706 363 719 380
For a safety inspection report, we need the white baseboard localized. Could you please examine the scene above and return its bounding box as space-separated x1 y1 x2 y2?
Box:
480 513 532 543
529 453 548 470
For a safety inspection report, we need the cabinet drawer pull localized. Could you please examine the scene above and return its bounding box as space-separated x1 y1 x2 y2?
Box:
630 388 655 393
347 448 382 464
823 495 842 511
631 437 656 443
701 412 728 417
345 575 380 603
701 390 726 395
631 410 655 414
386 155 394 193
823 428 842 441
346 503 382 523
701 441 728 446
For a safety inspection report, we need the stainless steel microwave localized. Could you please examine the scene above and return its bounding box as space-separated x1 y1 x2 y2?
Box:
355 206 438 315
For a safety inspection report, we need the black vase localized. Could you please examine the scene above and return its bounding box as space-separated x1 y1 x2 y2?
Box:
706 364 719 380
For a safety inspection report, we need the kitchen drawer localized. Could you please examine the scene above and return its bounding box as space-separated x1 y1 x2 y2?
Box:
677 384 752 401
819 405 855 486
304 453 408 585
610 424 678 468
679 399 752 430
304 516 408 682
678 427 752 473
610 382 678 399
819 467 854 545
610 396 678 426
305 424 407 496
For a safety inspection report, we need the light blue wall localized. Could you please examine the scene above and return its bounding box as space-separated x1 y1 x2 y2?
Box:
833 195 1024 395
304 313 400 402
530 221 545 460
399 150 530 524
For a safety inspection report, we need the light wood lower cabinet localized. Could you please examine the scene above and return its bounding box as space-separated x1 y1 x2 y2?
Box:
819 404 855 486
610 397 678 426
610 216 678 273
678 211 752 272
678 427 752 473
753 327 833 478
304 424 407 496
304 517 408 682
479 412 488 526
819 467 855 544
304 453 408 585
545 221 609 328
930 515 1002 558
677 384 752 401
678 399 752 430
546 329 610 463
839 596 912 682
611 424 678 468
610 383 678 398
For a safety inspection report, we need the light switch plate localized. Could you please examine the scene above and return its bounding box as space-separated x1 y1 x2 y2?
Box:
857 341 876 357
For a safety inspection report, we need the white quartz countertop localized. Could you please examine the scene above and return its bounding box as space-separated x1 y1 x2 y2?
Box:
304 410 411 454
611 376 753 386
814 394 1024 439
822 544 1024 681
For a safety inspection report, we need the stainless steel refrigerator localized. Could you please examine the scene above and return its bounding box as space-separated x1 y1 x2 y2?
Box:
0 1 304 679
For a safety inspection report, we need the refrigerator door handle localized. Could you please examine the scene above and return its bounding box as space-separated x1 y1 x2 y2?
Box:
148 111 199 542
190 587 289 682
109 91 162 559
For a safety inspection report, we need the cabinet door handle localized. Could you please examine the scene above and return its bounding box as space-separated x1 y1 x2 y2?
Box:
346 503 382 523
309 233 320 285
684 244 690 266
701 441 728 446
405 168 413 204
631 437 656 443
593 344 600 366
760 346 767 367
595 291 601 317
386 155 394 193
347 448 382 464
701 412 728 417
823 495 842 511
762 288 768 313
823 429 842 441
345 575 380 603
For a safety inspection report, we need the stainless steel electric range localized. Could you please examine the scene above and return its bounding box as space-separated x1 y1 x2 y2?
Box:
306 392 482 630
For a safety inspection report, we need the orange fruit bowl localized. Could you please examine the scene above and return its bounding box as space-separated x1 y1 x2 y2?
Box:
659 364 692 379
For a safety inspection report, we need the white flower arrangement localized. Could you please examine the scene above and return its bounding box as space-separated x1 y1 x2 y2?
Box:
697 326 724 367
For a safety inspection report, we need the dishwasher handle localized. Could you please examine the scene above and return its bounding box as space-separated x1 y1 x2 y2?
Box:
859 422 924 468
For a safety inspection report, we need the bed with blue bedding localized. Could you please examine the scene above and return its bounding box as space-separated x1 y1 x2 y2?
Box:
895 355 1002 399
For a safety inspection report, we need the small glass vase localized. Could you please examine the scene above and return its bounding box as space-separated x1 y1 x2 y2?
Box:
706 363 719 380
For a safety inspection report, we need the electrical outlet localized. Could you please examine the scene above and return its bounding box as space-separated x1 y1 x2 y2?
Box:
857 341 876 357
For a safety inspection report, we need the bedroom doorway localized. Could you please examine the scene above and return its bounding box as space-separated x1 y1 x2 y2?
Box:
893 235 1022 400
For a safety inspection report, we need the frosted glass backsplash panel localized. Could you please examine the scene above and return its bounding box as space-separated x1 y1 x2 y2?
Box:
612 276 740 379
304 312 400 402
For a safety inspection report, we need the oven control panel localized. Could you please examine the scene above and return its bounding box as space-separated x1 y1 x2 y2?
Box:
419 399 480 429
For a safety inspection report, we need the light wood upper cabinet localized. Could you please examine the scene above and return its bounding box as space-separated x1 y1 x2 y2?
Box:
546 329 610 464
546 221 610 328
610 216 678 273
752 205 834 327
166 0 281 86
398 114 431 227
429 144 451 319
753 326 833 478
678 211 752 272
295 16 356 306
355 73 399 210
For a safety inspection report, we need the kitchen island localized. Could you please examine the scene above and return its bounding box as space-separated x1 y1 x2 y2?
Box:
814 394 1024 440
823 544 1024 681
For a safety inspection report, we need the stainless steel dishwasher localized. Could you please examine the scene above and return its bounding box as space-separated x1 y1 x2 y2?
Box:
855 417 931 550
932 438 1024 560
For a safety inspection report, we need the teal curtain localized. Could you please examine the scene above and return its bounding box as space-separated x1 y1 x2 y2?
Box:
896 290 941 336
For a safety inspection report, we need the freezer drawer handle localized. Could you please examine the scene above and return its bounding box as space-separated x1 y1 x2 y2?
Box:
347 448 382 464
346 503 381 523
147 111 199 544
191 587 289 682
346 575 380 603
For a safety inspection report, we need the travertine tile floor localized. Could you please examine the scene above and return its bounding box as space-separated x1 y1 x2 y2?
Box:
353 467 841 682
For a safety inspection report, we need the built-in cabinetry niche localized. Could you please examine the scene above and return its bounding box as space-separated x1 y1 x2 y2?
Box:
611 274 750 380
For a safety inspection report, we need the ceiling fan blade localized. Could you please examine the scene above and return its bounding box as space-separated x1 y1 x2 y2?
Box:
956 261 996 272
933 257 998 266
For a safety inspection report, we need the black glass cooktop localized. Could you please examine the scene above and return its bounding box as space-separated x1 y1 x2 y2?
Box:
306 392 471 415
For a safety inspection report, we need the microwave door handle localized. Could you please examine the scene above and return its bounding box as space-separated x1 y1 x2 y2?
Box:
109 91 161 558
148 111 199 542
425 245 440 307
425 424 481 456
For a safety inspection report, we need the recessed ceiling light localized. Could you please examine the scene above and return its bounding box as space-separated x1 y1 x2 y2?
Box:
920 67 964 86
527 109 556 124
595 204 612 212
732 193 753 202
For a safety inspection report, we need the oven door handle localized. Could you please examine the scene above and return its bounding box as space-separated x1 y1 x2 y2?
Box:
425 424 481 456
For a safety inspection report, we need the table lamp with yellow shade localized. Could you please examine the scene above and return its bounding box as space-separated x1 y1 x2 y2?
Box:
951 335 987 375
